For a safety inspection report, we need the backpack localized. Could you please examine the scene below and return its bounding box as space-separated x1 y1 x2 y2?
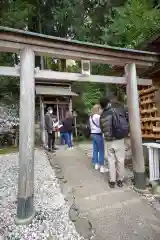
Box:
111 108 129 139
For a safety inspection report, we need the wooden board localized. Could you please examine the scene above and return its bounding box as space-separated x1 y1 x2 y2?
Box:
139 85 160 140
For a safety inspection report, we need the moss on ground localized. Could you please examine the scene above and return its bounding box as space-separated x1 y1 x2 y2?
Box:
0 146 18 155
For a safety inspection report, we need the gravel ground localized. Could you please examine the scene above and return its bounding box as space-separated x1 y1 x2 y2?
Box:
0 149 82 240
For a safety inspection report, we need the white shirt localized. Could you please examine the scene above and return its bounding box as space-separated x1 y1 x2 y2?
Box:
89 114 101 134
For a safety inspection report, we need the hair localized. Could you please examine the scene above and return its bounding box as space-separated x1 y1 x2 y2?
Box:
99 97 110 109
91 104 101 115
47 107 53 112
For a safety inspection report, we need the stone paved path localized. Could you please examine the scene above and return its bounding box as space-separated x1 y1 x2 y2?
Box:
49 143 160 240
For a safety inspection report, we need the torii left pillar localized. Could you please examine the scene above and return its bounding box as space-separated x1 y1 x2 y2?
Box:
15 47 35 224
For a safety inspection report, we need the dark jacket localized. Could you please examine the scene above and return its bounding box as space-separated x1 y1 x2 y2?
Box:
124 106 129 123
45 113 53 133
62 117 74 132
59 121 65 133
100 101 127 141
59 126 65 133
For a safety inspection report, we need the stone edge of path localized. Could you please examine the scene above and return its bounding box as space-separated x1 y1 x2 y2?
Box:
47 151 96 240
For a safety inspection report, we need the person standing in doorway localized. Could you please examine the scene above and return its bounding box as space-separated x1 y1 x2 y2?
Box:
99 96 129 188
89 104 106 173
62 110 74 149
45 107 57 152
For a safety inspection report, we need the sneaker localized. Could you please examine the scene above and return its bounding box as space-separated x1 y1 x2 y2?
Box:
53 147 58 150
68 147 73 150
100 166 109 173
109 181 115 188
117 180 123 187
95 164 100 170
48 149 55 153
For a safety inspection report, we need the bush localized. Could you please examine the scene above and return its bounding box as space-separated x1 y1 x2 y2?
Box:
0 104 19 148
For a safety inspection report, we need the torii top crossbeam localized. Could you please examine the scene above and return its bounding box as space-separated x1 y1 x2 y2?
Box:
0 26 160 67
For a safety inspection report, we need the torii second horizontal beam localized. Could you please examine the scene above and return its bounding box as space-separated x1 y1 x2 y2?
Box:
0 66 152 86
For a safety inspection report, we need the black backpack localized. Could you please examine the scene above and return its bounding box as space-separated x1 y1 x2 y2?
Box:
112 108 129 139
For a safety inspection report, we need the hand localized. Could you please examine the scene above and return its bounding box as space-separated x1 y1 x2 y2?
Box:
54 121 59 127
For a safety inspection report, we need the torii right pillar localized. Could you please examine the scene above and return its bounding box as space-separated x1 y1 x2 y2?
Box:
125 63 146 190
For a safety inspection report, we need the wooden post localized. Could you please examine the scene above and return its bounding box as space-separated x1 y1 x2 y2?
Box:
69 97 72 112
69 96 73 140
125 63 146 190
69 85 73 112
40 96 46 147
56 101 60 122
56 101 60 139
15 47 35 224
153 80 160 121
74 116 77 137
73 111 78 138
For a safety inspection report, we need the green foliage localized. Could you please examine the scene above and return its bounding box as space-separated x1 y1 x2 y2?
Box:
0 0 32 106
0 0 34 28
67 64 80 73
102 0 160 102
103 0 160 48
0 146 18 154
76 0 127 43
0 76 19 104
0 52 19 105
83 83 104 113
0 0 159 118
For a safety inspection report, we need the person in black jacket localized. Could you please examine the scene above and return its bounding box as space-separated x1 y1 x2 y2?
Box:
62 111 74 149
45 107 58 152
99 96 129 188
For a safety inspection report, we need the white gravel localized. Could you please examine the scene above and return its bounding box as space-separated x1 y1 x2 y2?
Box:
0 149 82 240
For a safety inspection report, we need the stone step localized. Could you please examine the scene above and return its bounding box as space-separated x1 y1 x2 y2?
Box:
75 188 141 213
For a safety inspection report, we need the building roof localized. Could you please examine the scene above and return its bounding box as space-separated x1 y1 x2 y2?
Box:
139 35 160 52
35 85 78 96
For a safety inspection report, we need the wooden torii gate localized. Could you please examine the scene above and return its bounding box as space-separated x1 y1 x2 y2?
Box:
0 27 160 224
